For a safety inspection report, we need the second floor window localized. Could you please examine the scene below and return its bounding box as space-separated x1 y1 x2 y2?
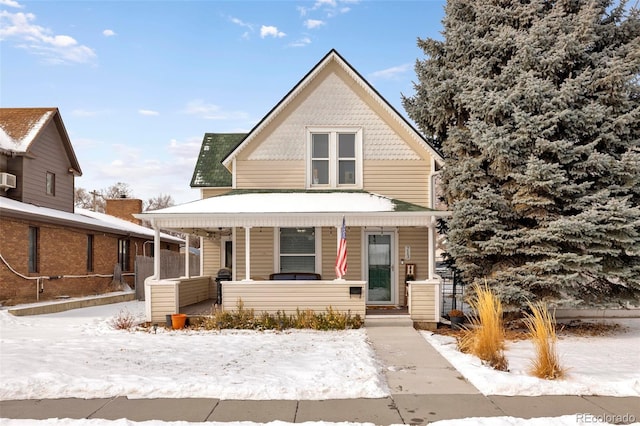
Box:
46 172 55 196
307 127 362 189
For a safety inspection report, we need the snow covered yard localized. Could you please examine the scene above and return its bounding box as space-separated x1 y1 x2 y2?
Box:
1 301 639 426
421 319 640 397
0 301 388 401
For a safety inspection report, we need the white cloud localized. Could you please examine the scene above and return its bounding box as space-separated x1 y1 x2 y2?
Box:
304 19 325 29
138 109 159 116
298 0 355 17
0 9 96 64
260 25 286 38
369 63 412 80
0 0 23 8
102 29 116 37
182 99 248 121
230 16 253 31
289 37 312 47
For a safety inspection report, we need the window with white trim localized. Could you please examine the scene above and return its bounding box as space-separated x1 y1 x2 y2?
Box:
307 128 362 188
279 227 316 273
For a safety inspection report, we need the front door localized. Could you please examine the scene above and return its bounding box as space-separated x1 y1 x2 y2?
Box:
366 232 394 304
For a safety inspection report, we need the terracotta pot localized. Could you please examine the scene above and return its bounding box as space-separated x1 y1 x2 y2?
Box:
171 313 187 330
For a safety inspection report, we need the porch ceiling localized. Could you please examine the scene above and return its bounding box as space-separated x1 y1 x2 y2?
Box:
135 191 451 233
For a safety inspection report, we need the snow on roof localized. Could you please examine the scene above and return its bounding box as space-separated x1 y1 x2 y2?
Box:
0 197 183 243
0 108 55 152
147 192 398 215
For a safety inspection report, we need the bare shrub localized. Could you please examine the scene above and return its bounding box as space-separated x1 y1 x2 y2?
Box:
109 308 137 330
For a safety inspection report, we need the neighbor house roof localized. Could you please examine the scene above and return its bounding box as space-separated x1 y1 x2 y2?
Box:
190 133 246 188
221 49 444 170
0 108 82 175
0 197 183 244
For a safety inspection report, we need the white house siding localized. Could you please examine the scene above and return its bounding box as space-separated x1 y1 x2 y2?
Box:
201 188 231 199
235 65 429 188
235 160 305 189
364 160 431 208
201 238 221 276
222 281 366 317
149 283 178 323
321 226 361 280
177 276 211 307
397 227 429 306
235 227 275 280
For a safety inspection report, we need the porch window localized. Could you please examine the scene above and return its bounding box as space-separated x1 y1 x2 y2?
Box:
279 227 315 273
307 127 362 188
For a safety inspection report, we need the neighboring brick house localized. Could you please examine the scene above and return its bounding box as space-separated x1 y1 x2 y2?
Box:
0 108 181 305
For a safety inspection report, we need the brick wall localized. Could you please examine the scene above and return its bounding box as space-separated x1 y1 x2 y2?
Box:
105 198 143 225
0 217 135 305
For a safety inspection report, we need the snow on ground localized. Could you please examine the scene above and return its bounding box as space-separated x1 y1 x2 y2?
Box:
421 319 640 396
0 301 388 401
1 415 636 426
1 301 640 426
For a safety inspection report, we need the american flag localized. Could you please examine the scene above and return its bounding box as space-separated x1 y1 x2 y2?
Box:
335 216 347 279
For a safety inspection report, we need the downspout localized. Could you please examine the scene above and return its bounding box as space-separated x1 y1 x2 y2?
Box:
184 234 190 278
153 223 161 279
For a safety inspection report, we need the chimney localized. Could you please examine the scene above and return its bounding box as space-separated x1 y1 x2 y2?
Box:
105 196 143 225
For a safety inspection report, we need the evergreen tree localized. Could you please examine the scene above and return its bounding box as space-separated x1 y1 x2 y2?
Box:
403 0 640 307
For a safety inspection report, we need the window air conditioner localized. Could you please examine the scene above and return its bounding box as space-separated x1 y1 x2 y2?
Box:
0 172 17 190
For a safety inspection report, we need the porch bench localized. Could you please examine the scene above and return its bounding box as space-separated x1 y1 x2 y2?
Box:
269 272 322 280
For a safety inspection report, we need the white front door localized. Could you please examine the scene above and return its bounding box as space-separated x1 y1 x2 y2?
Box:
365 232 395 305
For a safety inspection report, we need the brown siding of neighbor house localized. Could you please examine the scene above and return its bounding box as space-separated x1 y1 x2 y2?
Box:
20 123 75 213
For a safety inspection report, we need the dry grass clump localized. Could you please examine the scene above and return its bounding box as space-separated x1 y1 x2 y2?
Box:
523 301 565 380
457 282 508 371
109 308 137 330
201 299 363 330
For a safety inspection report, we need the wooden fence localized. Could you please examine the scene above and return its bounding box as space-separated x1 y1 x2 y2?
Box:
135 250 200 300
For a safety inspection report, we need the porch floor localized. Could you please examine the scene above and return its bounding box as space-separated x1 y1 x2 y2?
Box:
178 299 409 317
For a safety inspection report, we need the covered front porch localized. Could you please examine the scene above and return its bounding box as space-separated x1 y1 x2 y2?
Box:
136 192 449 327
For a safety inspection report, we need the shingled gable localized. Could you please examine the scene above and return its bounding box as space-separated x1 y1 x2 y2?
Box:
0 108 82 176
220 48 443 169
190 133 245 188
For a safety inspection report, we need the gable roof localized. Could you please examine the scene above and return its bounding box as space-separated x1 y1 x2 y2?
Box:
190 133 245 188
0 108 82 176
221 49 443 169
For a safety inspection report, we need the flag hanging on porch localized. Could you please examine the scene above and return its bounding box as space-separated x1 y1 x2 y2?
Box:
335 216 347 279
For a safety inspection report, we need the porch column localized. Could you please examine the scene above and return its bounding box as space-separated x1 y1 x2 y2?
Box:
428 216 435 280
244 226 252 281
153 226 161 279
184 234 190 278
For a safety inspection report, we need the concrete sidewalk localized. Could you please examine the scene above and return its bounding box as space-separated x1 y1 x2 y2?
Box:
1 316 638 425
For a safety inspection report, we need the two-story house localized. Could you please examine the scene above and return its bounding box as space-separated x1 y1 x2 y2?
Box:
0 108 182 305
137 50 450 327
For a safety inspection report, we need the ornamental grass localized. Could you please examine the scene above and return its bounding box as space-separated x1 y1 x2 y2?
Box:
457 282 508 371
523 301 565 380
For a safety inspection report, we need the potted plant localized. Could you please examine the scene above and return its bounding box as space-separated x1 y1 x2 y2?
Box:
448 309 465 330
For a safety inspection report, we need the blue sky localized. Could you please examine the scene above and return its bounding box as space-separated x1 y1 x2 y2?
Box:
1 0 446 204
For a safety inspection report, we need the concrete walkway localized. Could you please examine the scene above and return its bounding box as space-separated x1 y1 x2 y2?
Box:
1 316 638 425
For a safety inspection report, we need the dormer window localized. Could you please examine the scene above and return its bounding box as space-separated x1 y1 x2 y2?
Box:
307 127 362 189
